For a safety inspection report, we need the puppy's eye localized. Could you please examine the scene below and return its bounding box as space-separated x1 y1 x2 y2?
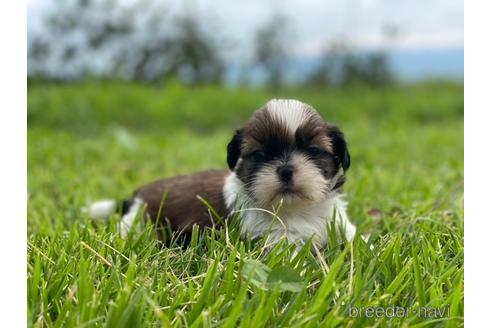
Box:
307 146 323 156
252 150 266 161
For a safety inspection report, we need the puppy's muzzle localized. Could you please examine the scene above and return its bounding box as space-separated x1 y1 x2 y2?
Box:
277 164 295 184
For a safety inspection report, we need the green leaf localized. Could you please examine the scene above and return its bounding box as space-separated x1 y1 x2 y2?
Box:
241 259 271 289
242 260 304 292
266 266 304 292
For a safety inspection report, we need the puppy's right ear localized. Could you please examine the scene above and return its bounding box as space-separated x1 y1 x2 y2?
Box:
227 129 243 170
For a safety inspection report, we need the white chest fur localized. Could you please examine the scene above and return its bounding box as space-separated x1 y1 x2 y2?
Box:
223 173 356 248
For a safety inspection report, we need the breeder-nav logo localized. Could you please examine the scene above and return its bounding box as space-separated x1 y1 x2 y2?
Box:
348 304 450 319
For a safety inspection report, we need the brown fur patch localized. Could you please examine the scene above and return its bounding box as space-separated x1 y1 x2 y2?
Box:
133 170 229 234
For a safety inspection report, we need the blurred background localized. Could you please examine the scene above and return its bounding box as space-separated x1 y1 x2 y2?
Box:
28 0 463 86
27 0 463 232
27 3 464 324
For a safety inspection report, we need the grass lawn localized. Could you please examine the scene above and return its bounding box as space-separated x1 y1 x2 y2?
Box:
27 81 464 327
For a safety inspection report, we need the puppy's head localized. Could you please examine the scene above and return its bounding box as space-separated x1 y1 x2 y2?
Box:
227 99 350 207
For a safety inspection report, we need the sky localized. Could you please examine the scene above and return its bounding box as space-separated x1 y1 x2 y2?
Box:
28 0 463 53
27 0 464 80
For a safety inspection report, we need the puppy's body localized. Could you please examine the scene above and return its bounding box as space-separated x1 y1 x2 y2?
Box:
133 169 229 233
90 170 230 237
88 99 357 247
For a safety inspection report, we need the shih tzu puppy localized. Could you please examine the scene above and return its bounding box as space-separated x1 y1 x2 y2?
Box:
88 99 357 248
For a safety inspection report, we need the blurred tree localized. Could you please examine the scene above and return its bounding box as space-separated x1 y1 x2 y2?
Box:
253 13 291 89
28 0 138 79
360 52 394 87
27 0 225 84
306 40 394 88
305 41 349 87
27 38 51 78
164 10 225 84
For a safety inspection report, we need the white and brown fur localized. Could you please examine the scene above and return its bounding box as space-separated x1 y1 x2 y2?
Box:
88 99 356 248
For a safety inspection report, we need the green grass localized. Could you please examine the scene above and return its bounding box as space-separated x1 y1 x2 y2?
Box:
27 81 464 327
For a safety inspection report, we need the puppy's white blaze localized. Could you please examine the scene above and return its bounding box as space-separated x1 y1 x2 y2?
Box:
266 99 311 133
223 173 356 248
118 198 143 237
87 199 117 221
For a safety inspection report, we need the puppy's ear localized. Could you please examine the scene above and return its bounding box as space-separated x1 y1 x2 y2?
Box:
327 124 351 171
227 129 243 170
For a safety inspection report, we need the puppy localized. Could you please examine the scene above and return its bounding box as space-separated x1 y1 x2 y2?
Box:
88 99 356 248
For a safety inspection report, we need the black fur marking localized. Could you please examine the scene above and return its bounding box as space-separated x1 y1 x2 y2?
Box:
120 199 133 216
327 125 351 171
227 129 243 170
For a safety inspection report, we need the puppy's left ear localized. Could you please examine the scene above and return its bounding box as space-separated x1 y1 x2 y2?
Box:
227 129 243 170
327 125 351 171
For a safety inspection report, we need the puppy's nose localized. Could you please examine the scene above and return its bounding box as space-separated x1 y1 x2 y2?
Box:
277 165 294 183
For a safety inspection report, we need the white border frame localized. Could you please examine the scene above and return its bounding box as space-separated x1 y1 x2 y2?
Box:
0 0 486 325
464 1 492 326
0 1 27 325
